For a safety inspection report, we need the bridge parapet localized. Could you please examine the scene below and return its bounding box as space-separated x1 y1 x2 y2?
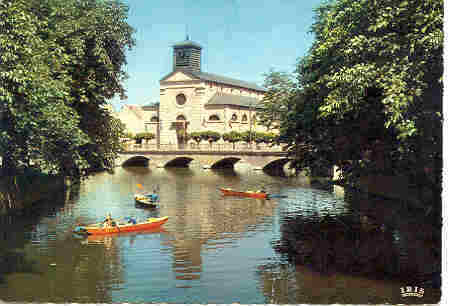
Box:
116 149 292 173
122 142 285 152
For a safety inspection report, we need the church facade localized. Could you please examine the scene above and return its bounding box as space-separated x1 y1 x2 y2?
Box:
115 37 270 148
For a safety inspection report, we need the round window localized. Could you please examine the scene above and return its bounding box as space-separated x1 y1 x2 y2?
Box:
176 94 186 106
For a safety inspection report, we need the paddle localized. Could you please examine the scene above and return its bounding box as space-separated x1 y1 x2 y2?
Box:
266 194 288 199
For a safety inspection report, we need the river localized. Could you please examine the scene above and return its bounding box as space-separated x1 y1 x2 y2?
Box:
0 165 441 303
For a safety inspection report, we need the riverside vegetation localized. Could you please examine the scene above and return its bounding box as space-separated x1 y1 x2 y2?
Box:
259 0 442 222
257 0 442 295
0 0 135 212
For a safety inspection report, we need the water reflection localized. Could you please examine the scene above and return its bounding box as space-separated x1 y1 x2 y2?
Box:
0 187 125 302
279 186 350 218
0 166 441 303
271 185 441 304
258 263 406 304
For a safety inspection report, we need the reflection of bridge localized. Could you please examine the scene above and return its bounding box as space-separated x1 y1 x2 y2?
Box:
117 147 292 172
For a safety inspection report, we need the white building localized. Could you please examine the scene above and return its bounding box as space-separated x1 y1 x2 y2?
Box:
115 37 271 148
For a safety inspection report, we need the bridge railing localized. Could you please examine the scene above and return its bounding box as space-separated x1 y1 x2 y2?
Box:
122 142 286 152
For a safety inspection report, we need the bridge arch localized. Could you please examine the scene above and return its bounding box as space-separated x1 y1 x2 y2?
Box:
121 155 150 167
210 157 241 169
262 158 293 176
164 156 194 167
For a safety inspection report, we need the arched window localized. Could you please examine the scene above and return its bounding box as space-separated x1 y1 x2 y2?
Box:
231 113 237 121
241 114 248 122
176 93 186 106
208 114 220 121
176 114 186 121
150 116 159 122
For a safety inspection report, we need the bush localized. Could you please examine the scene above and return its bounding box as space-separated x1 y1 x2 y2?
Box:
201 131 221 142
223 131 243 143
135 132 155 140
241 130 257 143
124 131 134 140
262 132 278 144
134 132 155 143
188 132 203 144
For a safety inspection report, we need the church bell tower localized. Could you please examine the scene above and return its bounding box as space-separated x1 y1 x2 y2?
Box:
173 35 202 73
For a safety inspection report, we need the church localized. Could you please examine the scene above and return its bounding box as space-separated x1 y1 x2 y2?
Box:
114 36 269 149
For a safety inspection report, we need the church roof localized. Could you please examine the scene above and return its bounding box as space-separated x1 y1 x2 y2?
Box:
205 92 262 108
173 39 202 49
191 71 266 92
160 70 266 92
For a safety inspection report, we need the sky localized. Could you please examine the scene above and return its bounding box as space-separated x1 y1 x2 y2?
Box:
111 0 324 110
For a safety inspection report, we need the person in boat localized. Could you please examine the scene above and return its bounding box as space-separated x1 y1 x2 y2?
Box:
103 213 113 228
150 193 159 202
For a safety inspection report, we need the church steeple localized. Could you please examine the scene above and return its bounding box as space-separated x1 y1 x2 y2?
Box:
173 36 202 73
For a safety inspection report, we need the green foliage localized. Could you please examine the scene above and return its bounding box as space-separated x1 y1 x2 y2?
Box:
135 132 155 141
261 0 443 205
0 0 135 177
259 69 298 130
200 131 221 142
241 130 257 143
222 131 242 143
124 131 134 139
254 132 277 144
222 131 242 149
188 132 203 144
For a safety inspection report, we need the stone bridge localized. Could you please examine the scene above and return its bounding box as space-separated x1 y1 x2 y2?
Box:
116 150 293 174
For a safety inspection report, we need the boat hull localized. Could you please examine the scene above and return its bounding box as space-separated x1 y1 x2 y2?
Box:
219 188 267 199
134 194 158 207
80 216 169 235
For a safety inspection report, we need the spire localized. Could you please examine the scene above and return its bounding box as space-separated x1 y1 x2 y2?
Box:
185 24 189 41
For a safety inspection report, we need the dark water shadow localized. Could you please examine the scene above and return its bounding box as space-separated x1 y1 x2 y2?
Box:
273 191 441 292
0 184 72 285
209 168 239 177
0 189 70 283
122 166 152 175
262 166 286 177
0 249 41 285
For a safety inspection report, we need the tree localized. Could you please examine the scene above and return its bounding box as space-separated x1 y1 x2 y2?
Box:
313 0 441 195
188 132 203 148
265 0 442 193
135 132 155 144
222 131 242 150
259 69 298 130
0 0 135 178
241 130 257 146
201 131 221 148
255 132 277 146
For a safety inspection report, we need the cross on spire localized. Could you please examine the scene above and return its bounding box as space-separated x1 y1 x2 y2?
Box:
185 24 189 41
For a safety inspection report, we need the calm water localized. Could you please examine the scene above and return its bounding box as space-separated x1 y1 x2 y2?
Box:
0 165 441 303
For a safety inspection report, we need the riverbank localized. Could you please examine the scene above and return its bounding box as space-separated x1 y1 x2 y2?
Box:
0 168 68 215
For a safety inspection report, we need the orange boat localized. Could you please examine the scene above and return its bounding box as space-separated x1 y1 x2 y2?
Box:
74 216 169 235
219 187 268 199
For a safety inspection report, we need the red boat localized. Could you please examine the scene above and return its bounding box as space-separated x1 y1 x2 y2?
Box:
219 187 268 199
74 216 169 235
